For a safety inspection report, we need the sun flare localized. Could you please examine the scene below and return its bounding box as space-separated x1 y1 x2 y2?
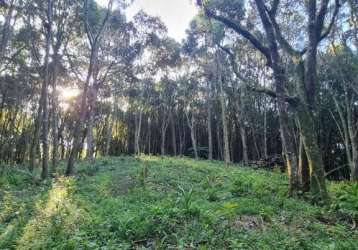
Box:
59 87 81 101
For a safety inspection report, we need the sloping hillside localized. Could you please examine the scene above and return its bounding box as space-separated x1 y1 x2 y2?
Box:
1 156 357 249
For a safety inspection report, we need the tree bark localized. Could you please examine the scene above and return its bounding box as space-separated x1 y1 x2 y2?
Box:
0 0 15 64
255 0 300 194
170 112 177 156
206 80 213 160
104 114 113 156
66 47 96 175
51 50 60 170
134 107 143 155
86 86 98 160
186 112 198 159
299 135 310 191
263 98 268 159
41 0 52 180
218 54 231 164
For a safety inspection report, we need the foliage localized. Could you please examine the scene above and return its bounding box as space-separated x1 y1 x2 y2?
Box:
1 156 357 249
330 182 358 225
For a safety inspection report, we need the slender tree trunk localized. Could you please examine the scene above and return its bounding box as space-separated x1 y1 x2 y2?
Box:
218 61 230 164
147 117 152 154
352 146 358 181
263 98 268 159
170 112 177 156
86 111 94 160
0 0 15 64
160 112 169 156
30 105 42 172
216 119 223 160
235 91 248 163
105 114 113 156
207 81 213 160
86 79 99 161
41 0 52 179
161 124 166 156
347 92 358 181
66 47 97 175
240 125 248 163
135 108 143 155
51 51 60 171
186 112 198 159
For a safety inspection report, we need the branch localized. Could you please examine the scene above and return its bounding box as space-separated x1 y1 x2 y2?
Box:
94 0 113 45
316 0 330 36
265 2 305 57
247 85 300 106
199 3 272 66
325 165 347 177
84 0 94 46
216 44 242 80
269 0 280 16
319 0 340 42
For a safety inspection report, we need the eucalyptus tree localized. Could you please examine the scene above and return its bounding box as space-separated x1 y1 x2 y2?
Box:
321 46 358 181
128 11 177 155
66 0 116 175
49 0 81 170
197 0 340 199
0 0 34 164
0 0 17 65
153 38 181 156
184 17 232 162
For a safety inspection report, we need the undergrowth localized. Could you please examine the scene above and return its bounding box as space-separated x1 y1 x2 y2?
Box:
0 156 357 249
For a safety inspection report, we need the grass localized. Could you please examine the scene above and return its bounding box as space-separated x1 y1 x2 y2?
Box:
0 156 357 249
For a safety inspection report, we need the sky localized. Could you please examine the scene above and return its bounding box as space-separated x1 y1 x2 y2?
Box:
97 0 198 42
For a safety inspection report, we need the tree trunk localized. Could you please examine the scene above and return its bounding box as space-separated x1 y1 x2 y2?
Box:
186 112 198 159
170 112 177 156
30 105 42 172
347 92 358 181
51 51 60 171
296 104 328 199
41 0 52 180
105 115 113 156
207 81 213 160
218 59 230 164
0 0 15 64
235 91 248 163
263 99 268 159
255 0 300 194
66 46 97 175
352 146 358 181
86 108 95 160
299 135 310 191
135 108 143 155
216 119 223 160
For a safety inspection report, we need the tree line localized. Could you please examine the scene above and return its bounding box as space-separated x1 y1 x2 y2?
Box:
0 0 357 201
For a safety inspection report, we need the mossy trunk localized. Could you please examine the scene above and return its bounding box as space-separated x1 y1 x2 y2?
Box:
299 136 310 192
296 104 328 200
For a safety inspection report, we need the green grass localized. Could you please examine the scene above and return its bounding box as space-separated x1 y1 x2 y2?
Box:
1 156 357 249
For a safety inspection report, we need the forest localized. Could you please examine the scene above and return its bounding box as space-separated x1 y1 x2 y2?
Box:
0 0 358 249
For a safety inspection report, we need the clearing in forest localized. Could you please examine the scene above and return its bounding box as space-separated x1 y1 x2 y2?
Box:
0 156 357 249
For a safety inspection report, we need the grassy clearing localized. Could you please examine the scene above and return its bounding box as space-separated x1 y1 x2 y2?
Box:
0 156 357 249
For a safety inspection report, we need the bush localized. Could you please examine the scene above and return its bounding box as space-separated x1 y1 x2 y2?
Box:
331 183 358 225
230 178 252 197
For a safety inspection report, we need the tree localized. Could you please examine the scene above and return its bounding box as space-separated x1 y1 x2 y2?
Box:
197 0 339 200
